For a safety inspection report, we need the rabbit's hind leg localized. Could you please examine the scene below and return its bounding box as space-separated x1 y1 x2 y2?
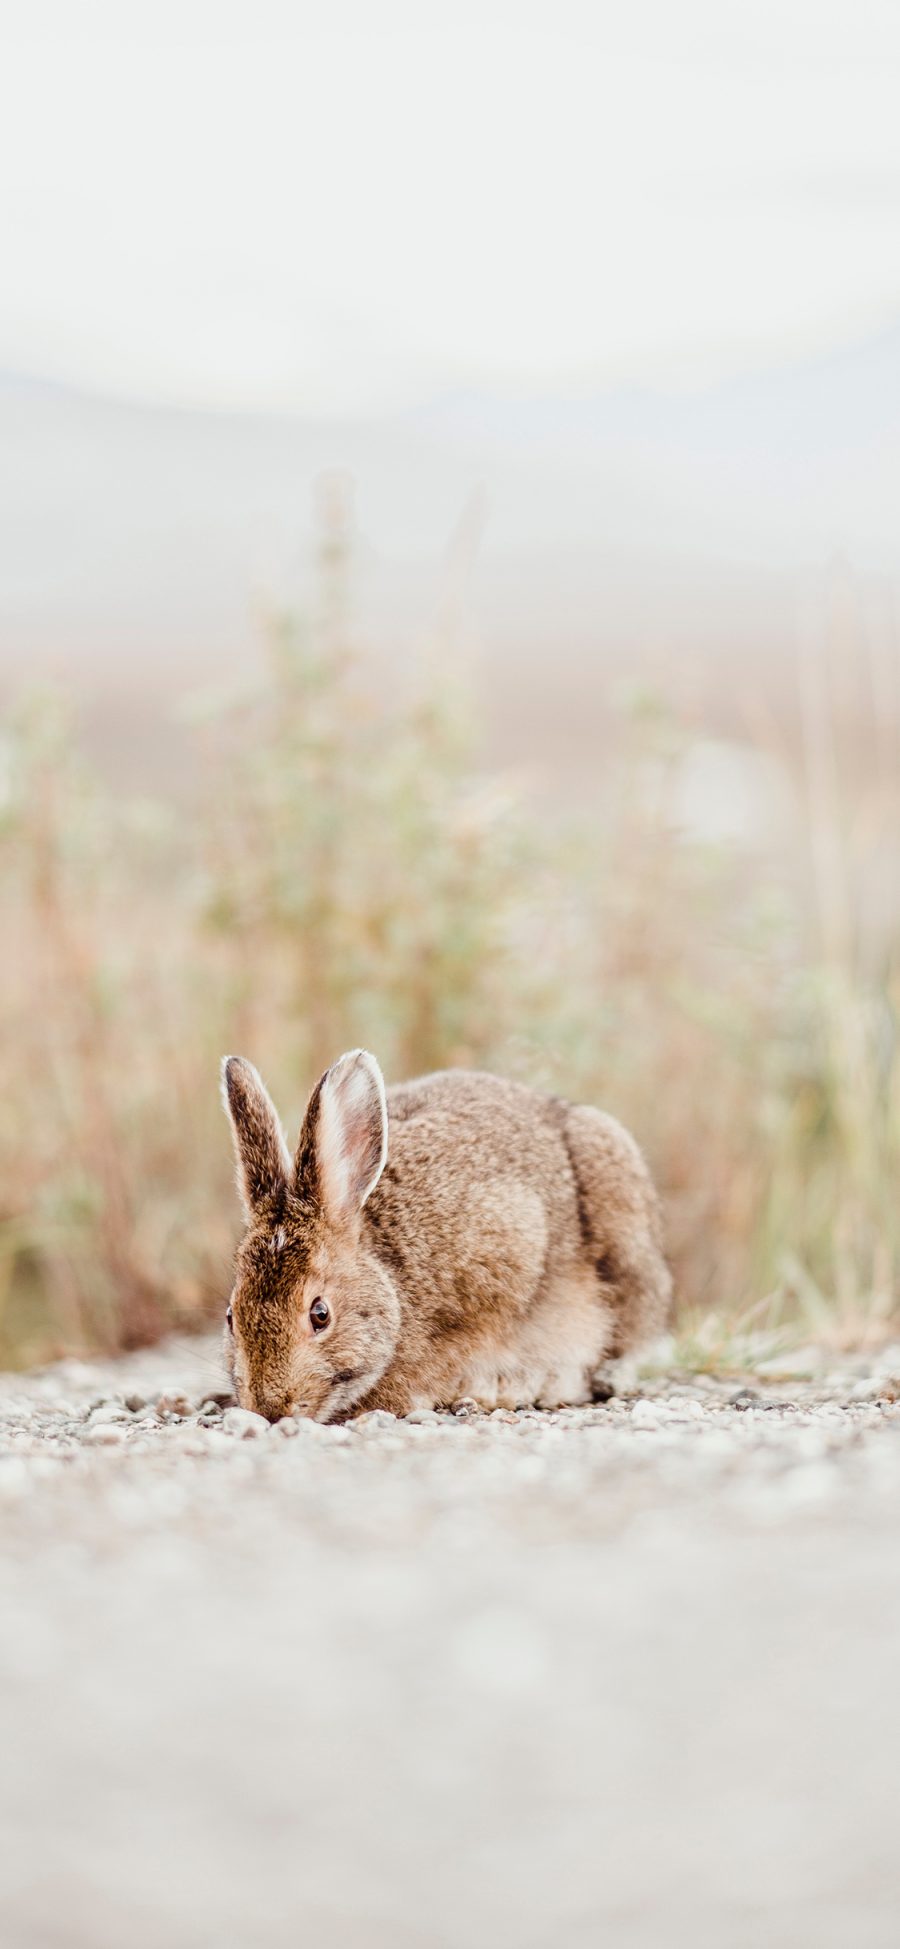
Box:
561 1105 673 1358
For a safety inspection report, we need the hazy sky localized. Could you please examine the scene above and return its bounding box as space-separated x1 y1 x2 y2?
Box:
4 0 900 411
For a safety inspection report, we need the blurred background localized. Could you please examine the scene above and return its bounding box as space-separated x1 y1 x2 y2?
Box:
2 0 900 1363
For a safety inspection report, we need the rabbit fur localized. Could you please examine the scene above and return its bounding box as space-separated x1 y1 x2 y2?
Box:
222 1049 671 1422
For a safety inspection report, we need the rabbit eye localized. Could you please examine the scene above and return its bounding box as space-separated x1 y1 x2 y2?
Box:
225 1304 234 1333
309 1297 330 1332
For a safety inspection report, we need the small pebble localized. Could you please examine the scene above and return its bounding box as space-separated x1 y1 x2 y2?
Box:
87 1403 130 1427
221 1408 270 1439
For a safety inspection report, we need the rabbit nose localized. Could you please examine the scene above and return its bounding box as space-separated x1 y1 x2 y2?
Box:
248 1391 292 1424
264 1396 307 1423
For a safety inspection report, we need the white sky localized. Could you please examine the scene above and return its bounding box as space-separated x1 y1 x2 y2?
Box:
3 0 900 412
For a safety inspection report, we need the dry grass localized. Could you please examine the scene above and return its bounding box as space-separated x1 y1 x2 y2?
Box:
1 516 899 1365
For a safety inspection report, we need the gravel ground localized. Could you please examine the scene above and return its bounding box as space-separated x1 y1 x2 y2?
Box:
2 1335 900 1948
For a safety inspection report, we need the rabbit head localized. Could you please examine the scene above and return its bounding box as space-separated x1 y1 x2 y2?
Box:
221 1049 400 1422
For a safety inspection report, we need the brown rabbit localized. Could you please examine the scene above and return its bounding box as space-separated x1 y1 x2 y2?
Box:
221 1049 671 1422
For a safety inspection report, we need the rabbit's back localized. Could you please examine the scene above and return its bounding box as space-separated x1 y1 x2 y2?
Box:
360 1070 669 1407
364 1069 574 1317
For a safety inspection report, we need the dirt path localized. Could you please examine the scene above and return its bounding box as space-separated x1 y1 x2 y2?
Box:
2 1336 900 1948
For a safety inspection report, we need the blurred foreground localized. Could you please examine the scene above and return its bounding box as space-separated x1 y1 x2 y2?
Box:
1 1334 900 1947
2 514 900 1361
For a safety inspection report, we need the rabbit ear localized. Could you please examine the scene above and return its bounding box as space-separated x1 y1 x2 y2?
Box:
221 1056 292 1215
295 1049 388 1224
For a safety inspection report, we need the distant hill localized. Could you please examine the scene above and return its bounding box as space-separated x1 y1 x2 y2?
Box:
2 328 898 782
